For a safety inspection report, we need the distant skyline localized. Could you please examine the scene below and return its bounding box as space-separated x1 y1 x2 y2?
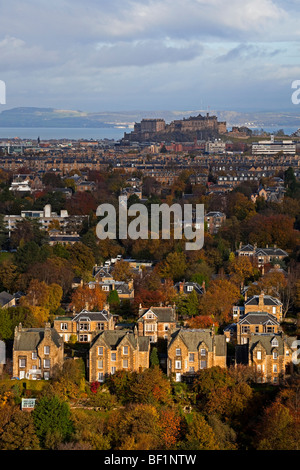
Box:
1 0 300 113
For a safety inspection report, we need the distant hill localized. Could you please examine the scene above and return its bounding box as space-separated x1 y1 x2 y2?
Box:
0 107 300 131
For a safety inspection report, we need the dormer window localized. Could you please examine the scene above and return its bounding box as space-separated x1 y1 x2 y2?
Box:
147 313 155 319
271 338 279 348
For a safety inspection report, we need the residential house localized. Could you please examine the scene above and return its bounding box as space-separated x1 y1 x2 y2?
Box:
173 281 205 296
137 305 177 342
236 312 281 345
236 243 288 272
88 329 150 382
204 211 226 234
237 333 297 384
12 323 64 380
0 291 16 309
54 307 114 343
167 328 227 382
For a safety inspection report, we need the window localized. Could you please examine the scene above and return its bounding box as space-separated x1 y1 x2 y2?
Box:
44 372 50 380
257 351 262 360
272 338 279 347
273 351 278 360
241 326 250 333
145 324 156 332
175 360 181 370
273 364 278 373
61 323 68 330
79 323 89 331
111 353 116 362
44 346 50 355
79 334 88 342
189 367 195 372
123 359 128 369
97 323 104 331
189 353 195 362
43 359 50 369
200 360 207 369
255 326 259 333
32 352 37 360
98 372 104 382
267 326 274 333
176 348 181 356
123 346 128 355
272 307 276 314
111 367 116 375
98 360 103 369
98 347 104 356
147 313 155 319
164 324 168 331
200 348 206 356
19 358 26 368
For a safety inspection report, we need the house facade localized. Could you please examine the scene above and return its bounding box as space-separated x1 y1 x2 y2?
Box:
137 305 177 343
167 328 227 382
12 323 64 380
247 333 297 384
88 329 150 382
54 308 115 343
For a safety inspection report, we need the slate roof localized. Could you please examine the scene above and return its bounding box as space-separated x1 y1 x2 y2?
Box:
72 309 111 322
138 306 176 322
0 291 14 307
169 328 226 356
174 281 204 295
91 329 150 351
245 295 282 307
239 312 280 325
248 333 297 356
13 327 62 351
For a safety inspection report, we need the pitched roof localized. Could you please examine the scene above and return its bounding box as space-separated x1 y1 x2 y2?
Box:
249 333 297 355
91 329 150 351
169 328 226 356
239 312 280 325
13 327 62 351
72 309 111 322
0 291 14 307
138 306 176 322
246 294 282 307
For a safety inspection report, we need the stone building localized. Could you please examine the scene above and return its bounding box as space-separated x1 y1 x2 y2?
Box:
233 292 283 323
167 328 227 382
12 323 64 380
236 312 281 345
88 329 150 382
137 305 177 343
238 333 297 384
54 307 115 343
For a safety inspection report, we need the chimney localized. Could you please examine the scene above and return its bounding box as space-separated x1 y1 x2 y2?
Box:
202 281 206 293
258 291 264 309
18 322 22 332
85 302 89 311
44 322 51 339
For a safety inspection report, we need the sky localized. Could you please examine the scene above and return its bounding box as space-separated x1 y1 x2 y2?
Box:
1 0 300 113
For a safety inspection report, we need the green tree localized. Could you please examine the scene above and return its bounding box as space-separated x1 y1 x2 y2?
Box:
33 395 74 449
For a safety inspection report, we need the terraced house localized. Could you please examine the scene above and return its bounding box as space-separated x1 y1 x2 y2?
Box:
167 328 227 382
88 329 150 382
54 307 115 343
12 323 64 380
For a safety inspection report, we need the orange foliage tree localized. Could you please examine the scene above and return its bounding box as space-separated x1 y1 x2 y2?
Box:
70 285 107 312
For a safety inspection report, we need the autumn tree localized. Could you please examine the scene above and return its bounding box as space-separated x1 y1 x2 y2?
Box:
199 279 241 324
0 409 40 450
111 260 134 282
157 251 187 282
70 284 107 312
182 413 219 450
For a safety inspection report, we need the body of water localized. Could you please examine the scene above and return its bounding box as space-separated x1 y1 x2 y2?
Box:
0 126 299 142
0 127 129 141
